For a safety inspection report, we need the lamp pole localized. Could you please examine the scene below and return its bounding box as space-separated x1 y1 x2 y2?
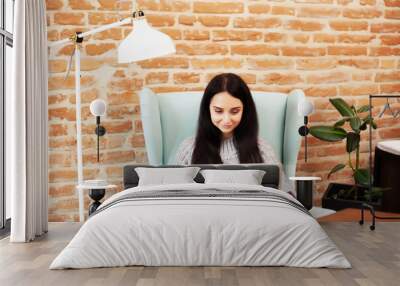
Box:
49 10 175 222
74 42 84 222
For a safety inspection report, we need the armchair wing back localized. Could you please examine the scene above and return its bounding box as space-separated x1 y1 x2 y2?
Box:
139 87 305 178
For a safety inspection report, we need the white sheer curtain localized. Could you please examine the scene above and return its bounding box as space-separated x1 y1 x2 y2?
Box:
9 0 48 242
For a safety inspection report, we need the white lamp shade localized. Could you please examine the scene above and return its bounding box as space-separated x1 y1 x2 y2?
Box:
118 18 176 63
90 99 107 116
298 99 314 117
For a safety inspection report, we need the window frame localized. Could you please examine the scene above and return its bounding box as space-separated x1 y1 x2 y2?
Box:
0 0 13 234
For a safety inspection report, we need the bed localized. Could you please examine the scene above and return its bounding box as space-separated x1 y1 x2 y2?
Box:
50 164 351 269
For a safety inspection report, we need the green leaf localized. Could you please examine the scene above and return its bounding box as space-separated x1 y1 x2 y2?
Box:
354 169 370 186
357 105 371 113
362 115 378 130
328 164 346 178
309 126 347 142
350 117 362 132
359 122 367 131
346 132 360 153
334 118 347 127
329 98 356 117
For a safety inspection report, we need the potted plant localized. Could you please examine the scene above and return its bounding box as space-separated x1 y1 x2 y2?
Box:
309 98 384 211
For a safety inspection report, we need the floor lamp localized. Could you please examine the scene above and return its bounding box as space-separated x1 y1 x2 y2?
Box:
49 9 176 222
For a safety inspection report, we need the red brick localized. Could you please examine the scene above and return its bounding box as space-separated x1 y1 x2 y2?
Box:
338 84 379 96
85 43 116 56
371 23 400 33
97 0 131 10
328 46 367 56
286 20 324 31
385 10 400 19
198 16 229 27
173 72 200 84
375 71 400 82
54 12 85 25
193 2 244 14
179 15 196 26
191 58 242 69
88 12 119 25
313 34 335 43
292 34 310 43
337 34 375 43
380 35 400 45
46 0 64 10
330 21 368 31
212 30 262 41
48 75 95 90
48 60 67 73
137 57 189 69
271 6 295 15
145 72 169 84
108 78 143 91
297 59 337 70
182 30 210 41
298 7 340 17
49 107 76 121
176 43 229 56
304 86 337 97
146 14 175 27
107 105 140 119
307 71 350 84
262 73 303 85
384 0 400 7
338 59 379 69
159 28 182 40
282 47 326 56
233 17 281 29
68 0 94 9
248 4 270 14
369 47 400 56
264 33 287 42
343 8 382 18
107 91 138 105
130 135 146 148
160 0 190 12
248 59 294 70
381 83 400 93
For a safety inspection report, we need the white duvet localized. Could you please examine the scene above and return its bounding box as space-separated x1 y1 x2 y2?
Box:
50 183 351 269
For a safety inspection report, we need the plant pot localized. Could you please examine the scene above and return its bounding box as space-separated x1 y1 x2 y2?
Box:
322 183 382 211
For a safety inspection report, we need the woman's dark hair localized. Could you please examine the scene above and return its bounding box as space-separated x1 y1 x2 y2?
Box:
191 73 263 164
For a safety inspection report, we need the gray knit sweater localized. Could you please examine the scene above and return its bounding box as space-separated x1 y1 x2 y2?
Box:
175 136 294 194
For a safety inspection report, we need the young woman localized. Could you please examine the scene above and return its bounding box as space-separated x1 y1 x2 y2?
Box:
175 73 293 193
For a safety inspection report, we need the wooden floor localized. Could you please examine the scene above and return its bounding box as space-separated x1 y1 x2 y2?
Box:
1 222 400 286
318 208 400 222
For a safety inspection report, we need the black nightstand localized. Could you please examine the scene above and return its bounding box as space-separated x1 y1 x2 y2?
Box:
76 183 117 220
289 177 321 210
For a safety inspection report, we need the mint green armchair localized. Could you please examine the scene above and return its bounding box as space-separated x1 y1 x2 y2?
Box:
139 87 305 178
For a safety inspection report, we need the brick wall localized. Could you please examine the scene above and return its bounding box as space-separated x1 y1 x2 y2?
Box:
46 0 400 221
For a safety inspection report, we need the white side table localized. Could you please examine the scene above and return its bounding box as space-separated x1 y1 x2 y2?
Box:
76 183 117 222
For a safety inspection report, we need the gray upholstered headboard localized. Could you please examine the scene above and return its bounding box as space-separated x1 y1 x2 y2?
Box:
123 164 280 189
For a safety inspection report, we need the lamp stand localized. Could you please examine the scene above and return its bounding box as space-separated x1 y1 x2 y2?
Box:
72 42 85 222
49 10 176 222
298 116 309 162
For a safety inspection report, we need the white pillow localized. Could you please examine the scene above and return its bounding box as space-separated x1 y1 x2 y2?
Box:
135 167 201 186
200 169 266 185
